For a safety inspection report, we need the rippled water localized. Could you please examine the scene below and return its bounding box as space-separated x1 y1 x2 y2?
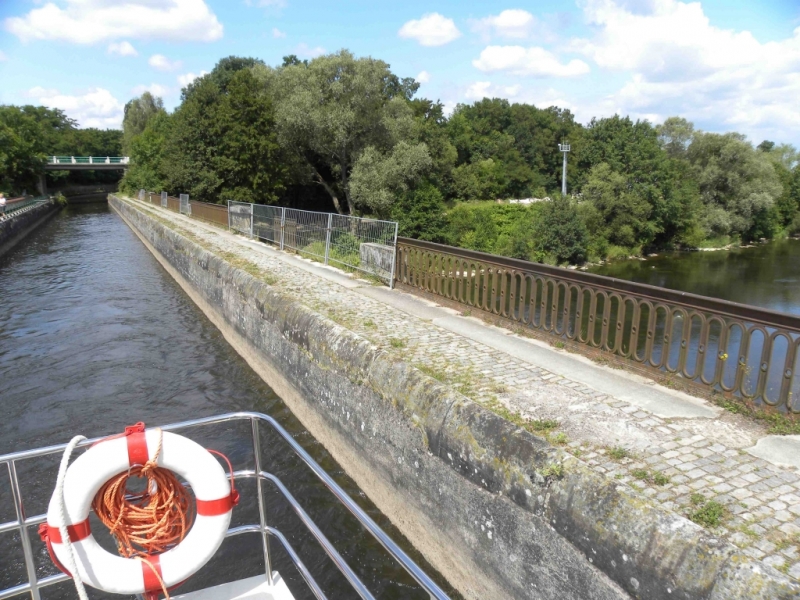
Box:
0 204 453 600
589 239 800 315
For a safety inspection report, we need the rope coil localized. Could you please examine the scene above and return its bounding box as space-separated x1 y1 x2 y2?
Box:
92 429 194 560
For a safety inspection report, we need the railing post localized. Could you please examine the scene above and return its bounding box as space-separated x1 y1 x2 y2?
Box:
324 213 333 265
389 223 399 289
9 461 41 600
250 204 254 238
227 200 231 230
250 418 274 586
89 156 93 164
280 207 285 251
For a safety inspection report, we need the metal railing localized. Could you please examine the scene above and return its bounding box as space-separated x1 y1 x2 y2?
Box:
189 200 228 227
48 156 129 165
396 238 800 413
229 202 399 286
0 197 49 219
134 193 399 285
0 412 449 600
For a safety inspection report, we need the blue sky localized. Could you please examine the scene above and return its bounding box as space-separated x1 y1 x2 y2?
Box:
1 0 799 147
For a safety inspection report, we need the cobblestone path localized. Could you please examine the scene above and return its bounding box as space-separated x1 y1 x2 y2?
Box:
129 197 800 580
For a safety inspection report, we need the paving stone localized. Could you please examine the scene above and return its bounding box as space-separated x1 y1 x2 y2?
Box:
143 201 800 585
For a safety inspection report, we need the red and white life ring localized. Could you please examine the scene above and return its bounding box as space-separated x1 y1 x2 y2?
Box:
41 424 238 595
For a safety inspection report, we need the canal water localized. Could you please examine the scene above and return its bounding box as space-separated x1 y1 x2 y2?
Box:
0 203 454 600
589 239 800 315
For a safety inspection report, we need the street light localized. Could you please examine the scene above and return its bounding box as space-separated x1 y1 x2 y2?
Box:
558 142 570 197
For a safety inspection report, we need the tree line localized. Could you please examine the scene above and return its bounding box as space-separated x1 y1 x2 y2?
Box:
4 50 799 265
0 105 123 192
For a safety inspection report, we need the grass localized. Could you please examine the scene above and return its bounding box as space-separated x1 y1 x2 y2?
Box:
540 463 565 480
689 499 727 528
631 468 670 486
529 419 560 432
550 432 568 445
363 319 376 329
606 446 630 460
389 338 406 349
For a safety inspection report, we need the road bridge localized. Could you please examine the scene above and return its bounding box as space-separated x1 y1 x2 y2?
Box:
45 156 129 171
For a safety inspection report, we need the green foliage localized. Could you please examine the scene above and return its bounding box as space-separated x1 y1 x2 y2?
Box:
530 197 588 264
122 92 164 155
165 61 288 204
688 132 783 240
390 181 450 243
606 446 630 460
689 498 727 528
273 49 420 215
349 141 432 216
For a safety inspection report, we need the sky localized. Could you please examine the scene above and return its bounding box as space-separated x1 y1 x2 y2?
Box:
1 0 800 147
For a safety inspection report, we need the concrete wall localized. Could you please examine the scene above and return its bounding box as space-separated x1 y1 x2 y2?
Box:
110 195 799 600
0 200 59 259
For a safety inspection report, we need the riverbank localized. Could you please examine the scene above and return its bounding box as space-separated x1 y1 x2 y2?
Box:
111 193 800 599
0 198 59 258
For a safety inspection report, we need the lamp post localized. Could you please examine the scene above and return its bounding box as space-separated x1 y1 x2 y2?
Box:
558 142 570 197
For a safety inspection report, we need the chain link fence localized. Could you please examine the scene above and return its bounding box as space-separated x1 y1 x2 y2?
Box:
229 201 398 285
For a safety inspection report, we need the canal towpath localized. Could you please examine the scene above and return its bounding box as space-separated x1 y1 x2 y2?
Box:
122 194 800 582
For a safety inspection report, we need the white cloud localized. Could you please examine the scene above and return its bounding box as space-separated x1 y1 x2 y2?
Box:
398 13 461 47
295 43 326 59
149 54 182 71
27 86 124 129
471 10 536 40
107 41 137 57
132 83 170 97
177 71 208 87
272 27 286 38
571 0 800 141
5 0 223 44
416 70 431 84
473 46 590 77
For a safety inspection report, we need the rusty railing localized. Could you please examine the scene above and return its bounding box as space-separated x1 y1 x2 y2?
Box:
395 238 800 412
189 200 229 227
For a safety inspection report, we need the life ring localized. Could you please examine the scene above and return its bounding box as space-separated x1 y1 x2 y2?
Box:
40 424 239 595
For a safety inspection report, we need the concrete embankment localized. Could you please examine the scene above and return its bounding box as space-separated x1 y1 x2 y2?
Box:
109 195 799 600
0 200 59 258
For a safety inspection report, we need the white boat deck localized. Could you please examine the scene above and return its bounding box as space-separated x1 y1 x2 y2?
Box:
173 573 294 600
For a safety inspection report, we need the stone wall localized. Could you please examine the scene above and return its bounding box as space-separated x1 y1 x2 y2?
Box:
109 195 799 600
0 200 59 258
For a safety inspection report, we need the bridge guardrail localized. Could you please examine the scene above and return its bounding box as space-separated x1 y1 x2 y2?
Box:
1 196 49 219
395 237 800 413
48 156 129 165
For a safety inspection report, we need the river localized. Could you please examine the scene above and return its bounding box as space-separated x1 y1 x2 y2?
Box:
589 239 800 314
0 203 453 599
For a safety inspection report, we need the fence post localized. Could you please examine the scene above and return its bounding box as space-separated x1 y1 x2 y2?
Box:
280 207 285 251
227 200 231 230
249 204 254 238
324 213 333 265
389 222 399 289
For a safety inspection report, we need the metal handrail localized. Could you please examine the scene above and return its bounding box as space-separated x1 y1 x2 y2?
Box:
396 237 800 411
1 197 48 218
0 412 450 600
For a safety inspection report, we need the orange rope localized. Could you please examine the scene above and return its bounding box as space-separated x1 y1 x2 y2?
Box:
91 429 194 560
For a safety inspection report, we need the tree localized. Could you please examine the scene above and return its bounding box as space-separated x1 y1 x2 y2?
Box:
161 61 288 204
390 181 449 243
687 132 782 239
0 105 78 193
122 92 164 155
582 163 655 249
272 50 423 214
530 197 589 264
657 117 695 159
349 141 431 216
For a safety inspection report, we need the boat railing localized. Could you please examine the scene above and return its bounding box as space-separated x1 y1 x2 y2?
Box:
0 411 450 600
